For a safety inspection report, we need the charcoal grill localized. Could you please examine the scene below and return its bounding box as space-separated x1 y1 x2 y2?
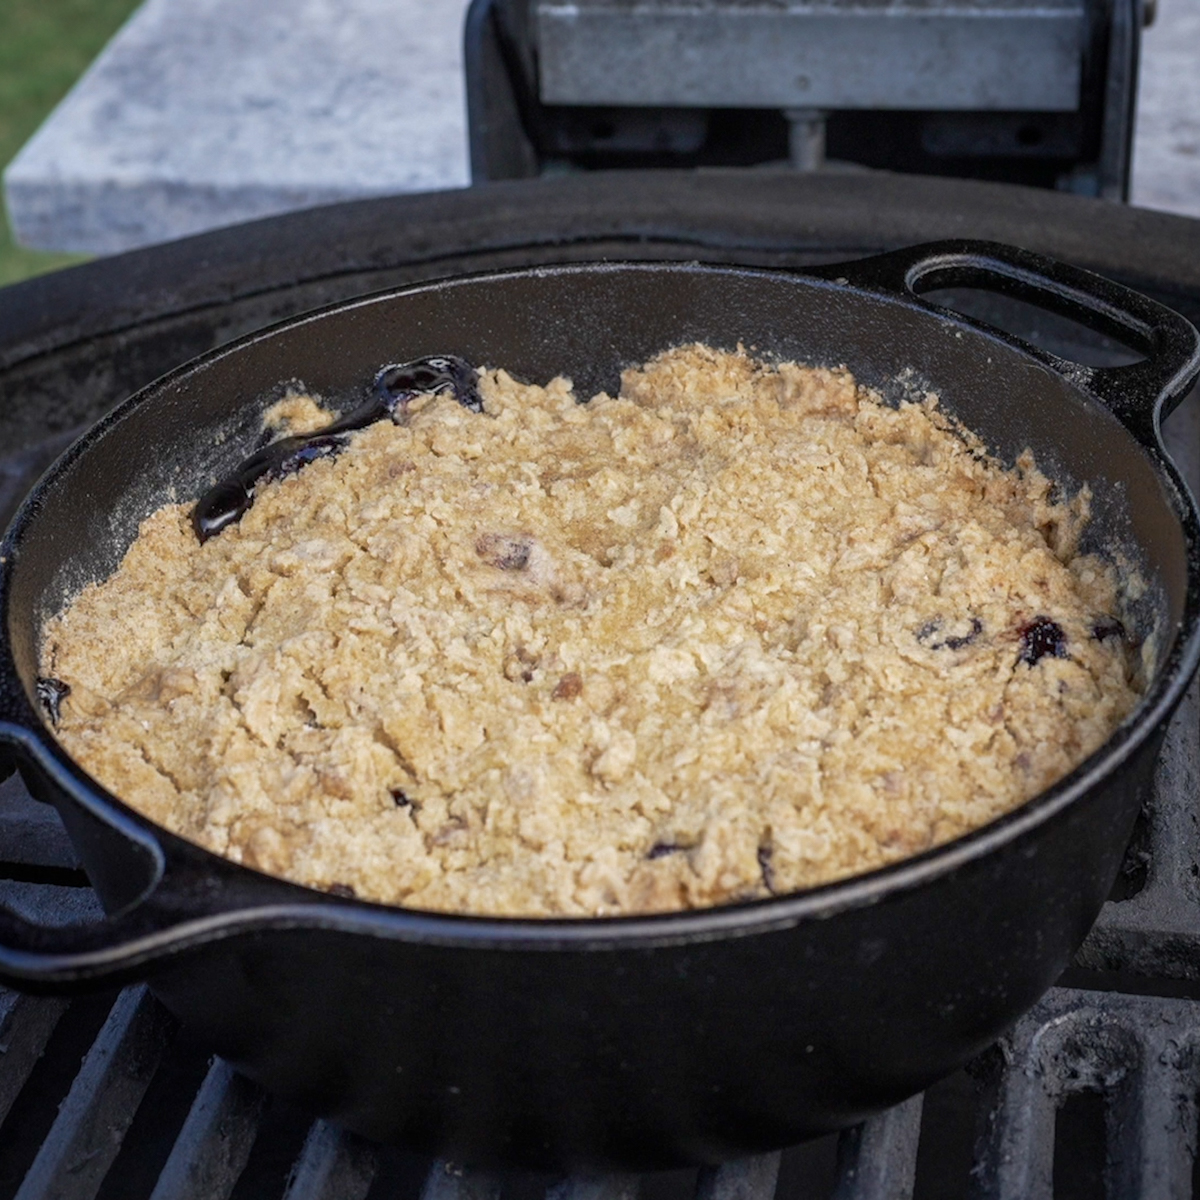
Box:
0 170 1197 1198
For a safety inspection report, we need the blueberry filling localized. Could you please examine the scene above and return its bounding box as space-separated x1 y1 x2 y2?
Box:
939 618 983 651
1018 615 1068 666
647 841 687 860
192 355 480 542
35 676 71 725
916 617 983 651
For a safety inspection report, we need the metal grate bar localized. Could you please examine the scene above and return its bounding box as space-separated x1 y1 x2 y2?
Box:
1077 394 1200 982
1114 1045 1198 1199
422 1163 503 1200
149 1057 267 1200
975 987 1200 1200
977 1010 1092 1199
1080 672 1200 979
832 1096 924 1200
548 1176 639 1200
0 989 69 1128
283 1119 379 1200
695 1152 780 1200
1144 669 1200 895
977 995 1144 1199
14 985 177 1200
0 881 104 927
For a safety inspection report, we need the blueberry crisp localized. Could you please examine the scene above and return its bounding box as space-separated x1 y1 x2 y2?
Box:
41 345 1143 915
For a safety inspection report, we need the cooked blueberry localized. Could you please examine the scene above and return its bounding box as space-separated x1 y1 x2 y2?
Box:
390 787 418 810
917 617 982 650
276 435 345 477
1018 616 1068 666
375 355 482 414
647 841 686 860
940 618 983 651
193 355 479 542
35 676 71 725
503 647 539 683
327 882 357 898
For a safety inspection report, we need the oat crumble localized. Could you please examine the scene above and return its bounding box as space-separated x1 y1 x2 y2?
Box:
41 345 1142 915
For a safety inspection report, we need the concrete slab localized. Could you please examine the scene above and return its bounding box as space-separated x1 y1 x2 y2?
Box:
1131 0 1200 217
3 0 473 254
3 0 1198 254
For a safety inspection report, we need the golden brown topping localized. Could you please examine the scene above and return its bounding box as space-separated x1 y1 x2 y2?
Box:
42 345 1141 917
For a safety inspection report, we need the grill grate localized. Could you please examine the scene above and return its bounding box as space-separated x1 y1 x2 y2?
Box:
0 977 1196 1198
3 980 1197 1198
0 309 1196 1200
978 989 1200 1198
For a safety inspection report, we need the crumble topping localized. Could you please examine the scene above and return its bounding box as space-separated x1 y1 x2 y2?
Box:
41 345 1142 915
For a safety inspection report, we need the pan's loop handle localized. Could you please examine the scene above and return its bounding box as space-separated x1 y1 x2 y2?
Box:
816 240 1200 449
0 721 196 992
0 896 172 993
0 722 346 992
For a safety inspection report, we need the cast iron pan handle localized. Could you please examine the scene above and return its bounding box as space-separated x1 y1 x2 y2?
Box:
0 882 210 993
810 239 1200 448
0 895 329 993
0 721 326 992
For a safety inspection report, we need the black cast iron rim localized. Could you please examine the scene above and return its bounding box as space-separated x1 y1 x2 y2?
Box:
0 238 1197 980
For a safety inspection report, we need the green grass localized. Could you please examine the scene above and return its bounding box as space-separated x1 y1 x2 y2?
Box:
0 0 143 286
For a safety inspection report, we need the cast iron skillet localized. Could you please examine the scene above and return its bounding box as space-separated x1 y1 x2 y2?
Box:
0 241 1196 1170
